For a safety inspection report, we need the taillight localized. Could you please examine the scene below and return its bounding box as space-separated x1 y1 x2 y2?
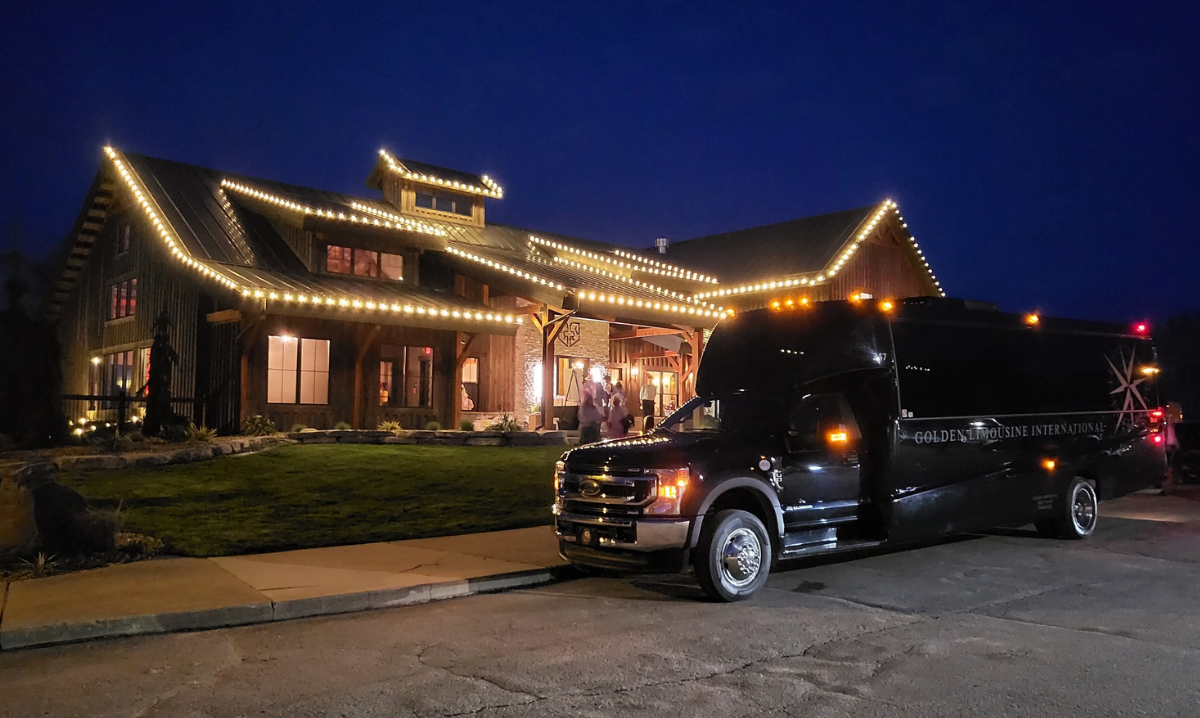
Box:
1153 434 1165 445
1134 322 1150 335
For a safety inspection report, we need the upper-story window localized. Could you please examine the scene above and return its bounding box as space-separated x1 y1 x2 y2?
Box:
415 190 473 217
116 225 131 255
107 278 138 320
326 245 403 281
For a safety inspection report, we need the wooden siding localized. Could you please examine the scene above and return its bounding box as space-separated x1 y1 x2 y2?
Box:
827 226 933 300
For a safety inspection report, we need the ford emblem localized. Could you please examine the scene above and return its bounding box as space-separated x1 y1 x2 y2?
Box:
580 479 602 497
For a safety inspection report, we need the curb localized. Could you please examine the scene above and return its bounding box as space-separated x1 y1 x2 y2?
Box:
0 567 558 651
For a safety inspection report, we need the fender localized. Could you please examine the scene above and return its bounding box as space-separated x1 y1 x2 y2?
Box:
687 475 785 549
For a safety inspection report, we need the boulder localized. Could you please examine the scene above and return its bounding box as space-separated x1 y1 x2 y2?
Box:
298 435 337 444
504 431 545 446
406 431 437 443
465 434 505 446
0 465 38 559
541 431 568 445
57 455 128 472
382 435 417 444
133 453 173 468
434 431 467 445
31 481 118 555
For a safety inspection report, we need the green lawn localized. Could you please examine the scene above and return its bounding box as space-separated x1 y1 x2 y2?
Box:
59 443 566 557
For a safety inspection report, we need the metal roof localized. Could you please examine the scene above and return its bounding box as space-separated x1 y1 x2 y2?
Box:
653 206 878 285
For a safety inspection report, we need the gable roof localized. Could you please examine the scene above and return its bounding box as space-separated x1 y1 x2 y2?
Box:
659 205 877 285
368 149 504 198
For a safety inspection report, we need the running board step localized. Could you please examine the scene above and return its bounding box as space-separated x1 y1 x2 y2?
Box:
777 538 884 561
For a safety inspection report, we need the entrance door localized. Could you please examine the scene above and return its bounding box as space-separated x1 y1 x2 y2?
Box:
645 370 678 416
778 392 862 528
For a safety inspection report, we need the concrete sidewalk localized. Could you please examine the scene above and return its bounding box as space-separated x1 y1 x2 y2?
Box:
0 526 566 651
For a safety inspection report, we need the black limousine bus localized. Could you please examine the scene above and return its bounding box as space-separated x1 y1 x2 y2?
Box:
553 297 1167 600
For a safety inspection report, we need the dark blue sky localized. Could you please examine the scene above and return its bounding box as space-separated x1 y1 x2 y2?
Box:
4 1 1197 322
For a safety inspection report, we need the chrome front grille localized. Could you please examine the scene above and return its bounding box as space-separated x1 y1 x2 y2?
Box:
557 471 656 519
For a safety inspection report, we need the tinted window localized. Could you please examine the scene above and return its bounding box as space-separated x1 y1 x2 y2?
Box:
892 321 1149 417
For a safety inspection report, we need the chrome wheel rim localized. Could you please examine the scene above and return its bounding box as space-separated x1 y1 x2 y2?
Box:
720 527 762 588
1071 483 1097 535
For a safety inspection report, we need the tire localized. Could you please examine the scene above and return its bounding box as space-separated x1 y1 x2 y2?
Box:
694 509 772 602
1041 477 1099 540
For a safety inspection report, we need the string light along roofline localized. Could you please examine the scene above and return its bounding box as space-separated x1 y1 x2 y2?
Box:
446 246 566 291
546 254 715 308
235 287 521 325
102 147 516 329
692 199 944 300
104 147 241 292
220 180 447 237
572 290 723 320
529 235 718 284
377 148 504 199
608 247 720 283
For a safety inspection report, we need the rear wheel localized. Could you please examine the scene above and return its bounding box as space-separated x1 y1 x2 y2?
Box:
694 509 772 602
1037 477 1098 539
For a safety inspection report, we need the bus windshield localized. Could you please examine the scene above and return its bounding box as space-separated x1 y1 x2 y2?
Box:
656 393 785 435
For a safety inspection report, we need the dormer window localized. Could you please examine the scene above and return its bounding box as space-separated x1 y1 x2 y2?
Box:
326 245 404 281
415 190 473 217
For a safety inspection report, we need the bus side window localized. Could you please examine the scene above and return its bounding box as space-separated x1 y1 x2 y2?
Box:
788 394 858 451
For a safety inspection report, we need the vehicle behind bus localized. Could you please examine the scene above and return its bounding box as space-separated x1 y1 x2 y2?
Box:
553 297 1168 600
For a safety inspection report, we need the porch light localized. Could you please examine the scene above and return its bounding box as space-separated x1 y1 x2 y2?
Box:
91 356 101 365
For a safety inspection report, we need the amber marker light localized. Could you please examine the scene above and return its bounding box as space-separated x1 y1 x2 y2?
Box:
1142 366 1160 376
880 300 895 312
1025 313 1040 326
772 300 781 309
1042 458 1057 471
799 297 810 307
785 299 794 308
827 430 849 444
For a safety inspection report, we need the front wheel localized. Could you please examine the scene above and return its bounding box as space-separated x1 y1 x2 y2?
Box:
694 509 772 601
1037 477 1098 540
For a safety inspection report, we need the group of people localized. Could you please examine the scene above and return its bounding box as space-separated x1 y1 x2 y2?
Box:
578 374 636 444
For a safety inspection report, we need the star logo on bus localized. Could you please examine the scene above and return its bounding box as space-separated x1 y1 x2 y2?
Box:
1107 348 1147 432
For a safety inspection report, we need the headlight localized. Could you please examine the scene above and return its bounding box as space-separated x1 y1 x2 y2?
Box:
554 460 566 493
646 467 690 515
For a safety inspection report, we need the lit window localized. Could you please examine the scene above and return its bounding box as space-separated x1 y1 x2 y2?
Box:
267 335 330 405
102 350 135 400
404 346 434 408
326 245 353 275
381 253 404 281
380 361 394 406
107 278 138 320
353 250 380 278
462 357 479 410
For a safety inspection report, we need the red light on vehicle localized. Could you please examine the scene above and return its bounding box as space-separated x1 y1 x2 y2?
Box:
1151 409 1164 421
1152 434 1165 445
1134 322 1150 335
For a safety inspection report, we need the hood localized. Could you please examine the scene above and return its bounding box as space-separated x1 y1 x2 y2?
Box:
563 431 774 476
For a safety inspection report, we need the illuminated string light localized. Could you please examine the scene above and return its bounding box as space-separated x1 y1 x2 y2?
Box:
608 247 719 283
548 255 714 308
221 180 446 237
104 147 241 292
446 246 566 291
574 291 720 319
239 288 520 325
531 236 718 284
378 149 503 199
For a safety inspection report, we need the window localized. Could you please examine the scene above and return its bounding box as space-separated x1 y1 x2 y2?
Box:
645 370 678 416
462 357 479 410
138 346 151 396
381 252 404 280
326 245 352 275
787 393 859 451
103 350 136 396
267 335 329 405
380 361 394 406
107 278 138 320
415 190 473 217
326 245 403 281
116 225 131 255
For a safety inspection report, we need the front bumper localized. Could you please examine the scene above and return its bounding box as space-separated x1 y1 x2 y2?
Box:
554 512 691 552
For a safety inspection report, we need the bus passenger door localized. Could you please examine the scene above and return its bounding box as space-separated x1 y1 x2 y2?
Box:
778 393 862 529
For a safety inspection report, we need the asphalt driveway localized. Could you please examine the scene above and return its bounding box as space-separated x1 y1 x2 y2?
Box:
3 491 1198 717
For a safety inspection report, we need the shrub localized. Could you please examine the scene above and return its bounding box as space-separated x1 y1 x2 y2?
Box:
162 421 190 443
333 421 352 430
424 420 441 431
377 420 402 433
242 414 276 436
291 423 308 433
485 413 522 432
186 423 217 442
459 419 476 431
108 429 134 453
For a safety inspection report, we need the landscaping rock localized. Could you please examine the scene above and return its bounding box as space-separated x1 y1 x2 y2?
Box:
381 435 417 444
434 431 467 445
0 465 38 560
31 481 118 555
170 447 214 464
465 431 504 446
57 455 128 472
406 431 437 443
337 433 376 444
541 431 568 445
299 435 337 444
504 431 545 446
133 453 173 468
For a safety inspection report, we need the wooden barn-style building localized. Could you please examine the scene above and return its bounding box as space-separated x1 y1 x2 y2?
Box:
46 145 944 433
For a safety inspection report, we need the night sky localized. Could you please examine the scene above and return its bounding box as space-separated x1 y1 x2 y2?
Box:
4 1 1197 323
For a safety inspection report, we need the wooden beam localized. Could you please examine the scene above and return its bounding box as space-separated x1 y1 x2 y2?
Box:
206 309 242 324
352 324 382 429
451 332 481 430
609 327 686 340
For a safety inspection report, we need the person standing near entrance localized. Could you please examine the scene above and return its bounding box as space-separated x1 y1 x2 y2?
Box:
639 380 656 432
578 389 602 445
